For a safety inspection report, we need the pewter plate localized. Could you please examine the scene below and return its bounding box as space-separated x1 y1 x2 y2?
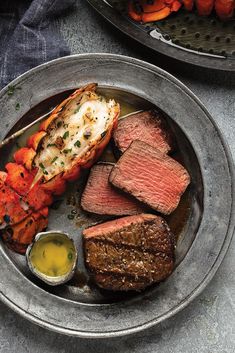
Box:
0 54 234 338
87 0 235 72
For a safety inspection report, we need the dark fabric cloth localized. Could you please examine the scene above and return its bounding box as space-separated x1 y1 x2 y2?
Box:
0 0 76 89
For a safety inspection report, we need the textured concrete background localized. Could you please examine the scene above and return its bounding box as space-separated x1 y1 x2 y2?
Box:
0 1 234 352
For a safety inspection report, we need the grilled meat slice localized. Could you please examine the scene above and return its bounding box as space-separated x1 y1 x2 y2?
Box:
109 140 190 215
81 163 145 216
83 213 175 291
113 110 172 154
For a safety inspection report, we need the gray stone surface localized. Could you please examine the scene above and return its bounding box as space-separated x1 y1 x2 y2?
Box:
0 1 234 352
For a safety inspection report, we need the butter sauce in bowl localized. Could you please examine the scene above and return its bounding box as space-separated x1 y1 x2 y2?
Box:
26 231 77 286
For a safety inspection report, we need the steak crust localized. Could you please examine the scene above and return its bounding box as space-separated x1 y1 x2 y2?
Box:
83 214 175 291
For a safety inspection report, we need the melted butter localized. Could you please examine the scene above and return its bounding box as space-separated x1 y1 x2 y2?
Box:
30 234 76 277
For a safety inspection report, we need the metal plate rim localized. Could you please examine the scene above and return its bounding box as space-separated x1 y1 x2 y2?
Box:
0 53 234 338
86 0 235 72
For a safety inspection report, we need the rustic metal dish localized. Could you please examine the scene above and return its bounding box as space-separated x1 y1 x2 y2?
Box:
87 0 235 72
0 54 234 338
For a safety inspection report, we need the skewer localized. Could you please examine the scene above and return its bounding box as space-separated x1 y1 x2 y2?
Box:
0 109 143 149
0 109 54 149
118 110 143 120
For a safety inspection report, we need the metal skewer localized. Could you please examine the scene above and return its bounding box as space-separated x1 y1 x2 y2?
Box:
0 109 143 149
118 110 143 121
0 108 54 149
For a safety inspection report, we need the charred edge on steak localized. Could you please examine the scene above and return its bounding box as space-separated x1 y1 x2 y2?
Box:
83 214 176 291
84 219 175 256
94 273 152 291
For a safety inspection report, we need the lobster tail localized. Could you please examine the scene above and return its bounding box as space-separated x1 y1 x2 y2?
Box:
0 84 120 254
195 0 215 16
215 0 234 19
128 0 235 22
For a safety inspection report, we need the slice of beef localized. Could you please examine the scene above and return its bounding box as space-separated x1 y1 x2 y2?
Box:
81 163 145 216
113 110 172 154
109 140 190 215
83 213 175 291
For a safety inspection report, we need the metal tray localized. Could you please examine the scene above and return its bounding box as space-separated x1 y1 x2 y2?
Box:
87 0 235 72
0 54 234 338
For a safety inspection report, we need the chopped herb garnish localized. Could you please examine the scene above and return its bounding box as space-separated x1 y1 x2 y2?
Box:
47 143 56 147
83 129 92 139
7 85 15 96
51 156 58 164
68 252 73 260
74 106 81 114
63 148 72 154
3 214 11 223
64 123 69 128
39 162 48 175
62 131 69 139
39 162 45 170
74 140 81 148
57 121 62 128
15 102 20 111
61 161 65 166
101 131 107 139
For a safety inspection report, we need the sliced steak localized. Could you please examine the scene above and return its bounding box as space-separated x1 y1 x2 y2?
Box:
109 140 190 215
81 163 145 216
113 110 172 154
83 213 175 291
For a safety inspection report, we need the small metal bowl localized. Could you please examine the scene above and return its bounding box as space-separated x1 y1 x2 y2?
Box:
26 231 78 286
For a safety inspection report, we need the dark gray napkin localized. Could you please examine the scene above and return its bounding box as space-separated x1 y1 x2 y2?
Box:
0 0 76 89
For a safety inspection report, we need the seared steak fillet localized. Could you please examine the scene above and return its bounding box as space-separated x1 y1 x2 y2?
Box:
83 214 175 291
81 163 145 216
113 110 172 154
109 140 190 215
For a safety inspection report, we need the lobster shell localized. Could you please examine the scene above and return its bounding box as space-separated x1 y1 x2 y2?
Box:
196 0 214 16
128 0 235 22
215 0 234 19
0 84 120 254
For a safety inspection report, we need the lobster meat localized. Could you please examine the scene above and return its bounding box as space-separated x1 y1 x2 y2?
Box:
0 83 120 254
128 0 235 22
